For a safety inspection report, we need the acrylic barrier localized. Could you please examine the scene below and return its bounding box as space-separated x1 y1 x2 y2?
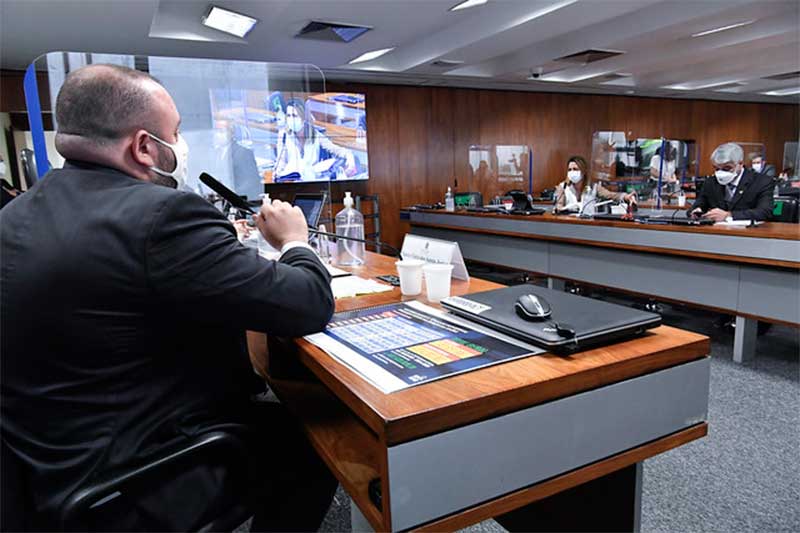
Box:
466 145 532 203
591 132 698 208
24 53 374 225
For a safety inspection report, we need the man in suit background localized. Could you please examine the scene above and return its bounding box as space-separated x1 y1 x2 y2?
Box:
1 64 337 530
750 154 777 180
689 142 774 222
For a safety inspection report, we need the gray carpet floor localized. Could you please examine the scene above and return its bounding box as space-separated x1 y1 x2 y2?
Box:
248 297 800 532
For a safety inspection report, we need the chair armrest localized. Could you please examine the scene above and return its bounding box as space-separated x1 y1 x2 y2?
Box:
59 430 248 530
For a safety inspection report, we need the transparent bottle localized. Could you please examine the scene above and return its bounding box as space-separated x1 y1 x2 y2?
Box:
582 185 596 217
227 207 237 224
445 186 455 212
256 193 271 256
335 192 365 266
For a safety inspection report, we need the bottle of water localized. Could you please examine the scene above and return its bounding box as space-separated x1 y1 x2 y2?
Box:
335 192 365 266
227 207 237 224
257 194 271 256
582 185 596 217
445 186 455 212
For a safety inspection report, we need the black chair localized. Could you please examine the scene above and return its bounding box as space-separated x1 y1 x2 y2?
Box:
19 148 38 190
773 196 799 223
2 431 254 532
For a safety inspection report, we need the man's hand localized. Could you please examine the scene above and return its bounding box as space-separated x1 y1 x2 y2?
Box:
622 192 637 204
254 199 309 250
701 208 730 222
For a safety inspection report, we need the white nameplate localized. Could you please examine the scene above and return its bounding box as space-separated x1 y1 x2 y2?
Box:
401 235 470 281
441 296 491 314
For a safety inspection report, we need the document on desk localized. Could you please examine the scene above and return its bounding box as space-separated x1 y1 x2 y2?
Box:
714 219 764 227
330 276 393 299
305 301 542 393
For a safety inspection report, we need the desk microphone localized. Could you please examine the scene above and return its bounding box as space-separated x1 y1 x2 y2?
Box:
197 172 402 258
199 173 256 215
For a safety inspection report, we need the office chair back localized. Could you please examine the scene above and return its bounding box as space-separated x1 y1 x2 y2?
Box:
772 196 799 223
1 438 31 531
20 148 38 189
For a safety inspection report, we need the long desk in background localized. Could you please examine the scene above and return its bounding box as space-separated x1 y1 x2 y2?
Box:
248 253 710 531
406 210 800 363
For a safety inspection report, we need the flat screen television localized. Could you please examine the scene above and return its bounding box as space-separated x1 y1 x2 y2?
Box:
209 89 369 189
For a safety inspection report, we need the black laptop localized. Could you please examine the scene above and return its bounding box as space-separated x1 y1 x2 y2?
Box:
441 285 661 354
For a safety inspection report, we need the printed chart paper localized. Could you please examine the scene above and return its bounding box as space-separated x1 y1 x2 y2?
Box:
305 301 542 393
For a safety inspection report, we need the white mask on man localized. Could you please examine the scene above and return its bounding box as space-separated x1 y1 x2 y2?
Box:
752 162 763 173
715 168 737 186
148 132 189 189
567 170 582 183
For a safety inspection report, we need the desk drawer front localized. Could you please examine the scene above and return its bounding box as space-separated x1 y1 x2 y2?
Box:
386 357 710 531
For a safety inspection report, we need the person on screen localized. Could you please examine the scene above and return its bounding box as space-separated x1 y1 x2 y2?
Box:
749 154 777 179
274 99 356 181
0 64 336 531
554 155 636 212
688 142 773 221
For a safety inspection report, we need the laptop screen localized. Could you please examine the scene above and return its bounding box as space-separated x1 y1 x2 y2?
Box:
293 193 326 228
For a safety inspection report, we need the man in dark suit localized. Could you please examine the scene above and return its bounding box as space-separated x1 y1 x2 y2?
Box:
750 154 777 180
1 64 336 530
689 142 774 222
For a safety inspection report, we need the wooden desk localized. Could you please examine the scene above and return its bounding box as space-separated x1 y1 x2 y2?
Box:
408 209 800 363
250 253 710 531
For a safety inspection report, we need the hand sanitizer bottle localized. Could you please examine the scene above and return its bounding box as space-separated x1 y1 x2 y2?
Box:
445 186 455 212
335 192 365 266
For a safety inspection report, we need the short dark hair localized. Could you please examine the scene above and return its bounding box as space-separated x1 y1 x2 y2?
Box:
55 64 161 144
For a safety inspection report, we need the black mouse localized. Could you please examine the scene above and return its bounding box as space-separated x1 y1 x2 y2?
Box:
515 293 552 320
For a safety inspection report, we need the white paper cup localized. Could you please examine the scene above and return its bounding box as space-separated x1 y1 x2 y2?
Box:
395 259 425 296
423 263 454 302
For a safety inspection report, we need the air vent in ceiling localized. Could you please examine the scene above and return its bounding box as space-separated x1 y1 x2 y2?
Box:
295 21 371 43
762 71 800 81
430 59 464 68
554 49 624 64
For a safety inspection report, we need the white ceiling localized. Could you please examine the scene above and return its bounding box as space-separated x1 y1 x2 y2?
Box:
1 0 798 103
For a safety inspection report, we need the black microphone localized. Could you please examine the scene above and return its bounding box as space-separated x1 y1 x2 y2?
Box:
198 173 402 258
199 173 255 215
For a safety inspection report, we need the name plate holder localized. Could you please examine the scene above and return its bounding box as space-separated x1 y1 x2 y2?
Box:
401 235 470 281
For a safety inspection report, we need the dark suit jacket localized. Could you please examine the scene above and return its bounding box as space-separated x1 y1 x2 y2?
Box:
0 160 334 528
689 168 774 221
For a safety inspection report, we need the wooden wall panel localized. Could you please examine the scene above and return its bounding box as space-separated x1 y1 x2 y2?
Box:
330 83 798 248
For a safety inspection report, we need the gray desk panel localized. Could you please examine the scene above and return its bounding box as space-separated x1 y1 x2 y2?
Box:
549 243 741 310
738 266 800 323
412 227 549 273
409 212 800 264
386 358 710 531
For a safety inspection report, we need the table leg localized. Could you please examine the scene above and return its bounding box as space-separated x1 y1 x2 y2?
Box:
548 277 566 291
494 462 643 532
350 498 374 532
733 315 757 364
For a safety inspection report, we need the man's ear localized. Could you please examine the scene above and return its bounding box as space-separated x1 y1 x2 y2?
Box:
130 130 158 168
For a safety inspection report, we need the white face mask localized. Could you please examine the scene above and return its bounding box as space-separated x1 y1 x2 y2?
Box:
148 132 189 189
752 162 763 173
715 168 737 186
287 116 303 133
567 170 582 183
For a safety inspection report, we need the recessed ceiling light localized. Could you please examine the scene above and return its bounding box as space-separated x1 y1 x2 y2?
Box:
450 0 488 12
202 5 257 38
349 47 395 64
762 87 800 96
691 20 755 38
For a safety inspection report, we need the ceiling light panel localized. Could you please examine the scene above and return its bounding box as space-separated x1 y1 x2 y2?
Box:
202 5 257 38
450 0 488 12
691 20 755 38
762 87 800 96
349 47 396 65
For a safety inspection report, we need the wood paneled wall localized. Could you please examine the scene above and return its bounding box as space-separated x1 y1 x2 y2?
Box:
328 83 799 248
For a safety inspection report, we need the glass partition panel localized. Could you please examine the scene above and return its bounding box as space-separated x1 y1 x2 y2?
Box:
592 132 697 210
782 141 798 179
25 53 369 234
466 144 532 203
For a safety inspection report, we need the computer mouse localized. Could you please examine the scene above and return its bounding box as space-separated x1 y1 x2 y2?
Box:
515 293 552 320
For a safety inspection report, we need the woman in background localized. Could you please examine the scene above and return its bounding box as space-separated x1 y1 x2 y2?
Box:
555 155 636 211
